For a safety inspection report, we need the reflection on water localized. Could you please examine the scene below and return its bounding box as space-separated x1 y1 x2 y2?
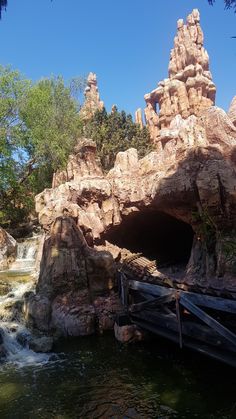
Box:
0 334 236 418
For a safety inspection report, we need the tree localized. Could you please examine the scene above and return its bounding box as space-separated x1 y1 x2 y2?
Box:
0 1 7 18
20 76 82 171
83 107 152 171
208 0 236 12
0 66 83 226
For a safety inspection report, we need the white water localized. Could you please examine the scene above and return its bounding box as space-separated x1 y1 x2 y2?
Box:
9 236 40 272
0 236 51 367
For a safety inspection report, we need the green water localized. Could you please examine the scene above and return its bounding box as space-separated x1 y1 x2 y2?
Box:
0 334 236 419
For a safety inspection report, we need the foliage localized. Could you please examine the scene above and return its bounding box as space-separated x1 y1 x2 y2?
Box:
221 234 236 268
208 0 236 12
192 208 217 251
0 66 152 227
20 76 82 171
83 107 152 171
0 66 83 226
0 0 7 18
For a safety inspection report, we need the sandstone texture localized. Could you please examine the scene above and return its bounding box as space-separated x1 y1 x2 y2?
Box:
144 9 216 145
114 323 145 343
135 108 144 129
0 227 17 270
35 106 236 290
24 216 121 335
52 139 103 189
80 72 104 120
228 96 236 127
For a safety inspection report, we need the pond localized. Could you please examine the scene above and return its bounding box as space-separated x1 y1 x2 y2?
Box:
0 334 236 419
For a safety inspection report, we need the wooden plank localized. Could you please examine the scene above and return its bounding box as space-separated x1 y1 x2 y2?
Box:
120 272 129 307
130 293 175 313
128 279 172 297
182 292 236 314
176 293 183 349
132 319 236 368
128 279 236 314
180 294 236 348
131 311 236 352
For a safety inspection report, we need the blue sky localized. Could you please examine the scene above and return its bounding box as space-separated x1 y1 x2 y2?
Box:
0 0 235 117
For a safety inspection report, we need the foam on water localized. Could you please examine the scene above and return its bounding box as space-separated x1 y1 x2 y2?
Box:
0 236 51 367
10 236 40 272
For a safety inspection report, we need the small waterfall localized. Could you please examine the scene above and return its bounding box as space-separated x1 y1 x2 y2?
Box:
0 234 51 367
9 235 41 273
0 280 50 366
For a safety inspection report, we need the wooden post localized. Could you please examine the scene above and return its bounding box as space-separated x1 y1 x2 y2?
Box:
176 291 183 349
120 272 129 308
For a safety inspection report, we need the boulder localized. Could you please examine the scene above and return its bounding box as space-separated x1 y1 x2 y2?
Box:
51 291 95 336
29 336 53 353
27 217 116 334
93 293 123 332
0 227 16 270
114 323 146 343
23 293 51 332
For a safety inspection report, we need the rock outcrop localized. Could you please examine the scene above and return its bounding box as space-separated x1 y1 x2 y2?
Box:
0 227 16 270
33 9 236 337
52 138 103 189
80 72 104 120
24 216 120 335
135 108 144 129
35 105 236 290
228 96 236 127
144 9 216 145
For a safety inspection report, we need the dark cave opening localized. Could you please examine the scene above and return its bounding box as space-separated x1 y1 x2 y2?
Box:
105 210 194 267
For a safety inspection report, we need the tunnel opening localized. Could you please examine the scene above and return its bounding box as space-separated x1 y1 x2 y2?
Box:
105 210 194 269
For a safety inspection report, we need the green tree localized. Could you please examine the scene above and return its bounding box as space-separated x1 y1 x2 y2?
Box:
0 0 7 18
20 76 82 171
208 0 236 11
83 107 152 171
0 66 82 226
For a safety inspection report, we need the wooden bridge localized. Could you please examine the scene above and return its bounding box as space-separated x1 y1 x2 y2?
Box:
117 254 236 367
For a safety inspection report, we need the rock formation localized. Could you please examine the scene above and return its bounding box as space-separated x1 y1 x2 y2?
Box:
135 108 144 129
144 9 216 145
33 9 236 338
24 216 120 335
0 227 16 270
52 138 103 189
80 72 104 120
228 96 236 127
35 104 236 291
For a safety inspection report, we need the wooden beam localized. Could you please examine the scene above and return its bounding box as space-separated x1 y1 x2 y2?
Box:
131 311 236 352
128 279 236 314
180 294 236 348
130 293 175 313
176 292 183 349
132 318 236 368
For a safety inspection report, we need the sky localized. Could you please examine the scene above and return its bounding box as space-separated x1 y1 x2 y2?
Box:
0 0 235 117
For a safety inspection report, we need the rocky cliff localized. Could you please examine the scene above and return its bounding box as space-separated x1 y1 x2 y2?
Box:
33 9 236 331
80 72 104 120
144 9 216 147
24 216 121 336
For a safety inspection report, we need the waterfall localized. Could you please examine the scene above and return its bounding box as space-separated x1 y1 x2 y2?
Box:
9 235 41 273
0 280 50 366
0 235 51 366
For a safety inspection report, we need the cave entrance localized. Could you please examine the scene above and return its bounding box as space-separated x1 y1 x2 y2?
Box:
105 210 194 268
